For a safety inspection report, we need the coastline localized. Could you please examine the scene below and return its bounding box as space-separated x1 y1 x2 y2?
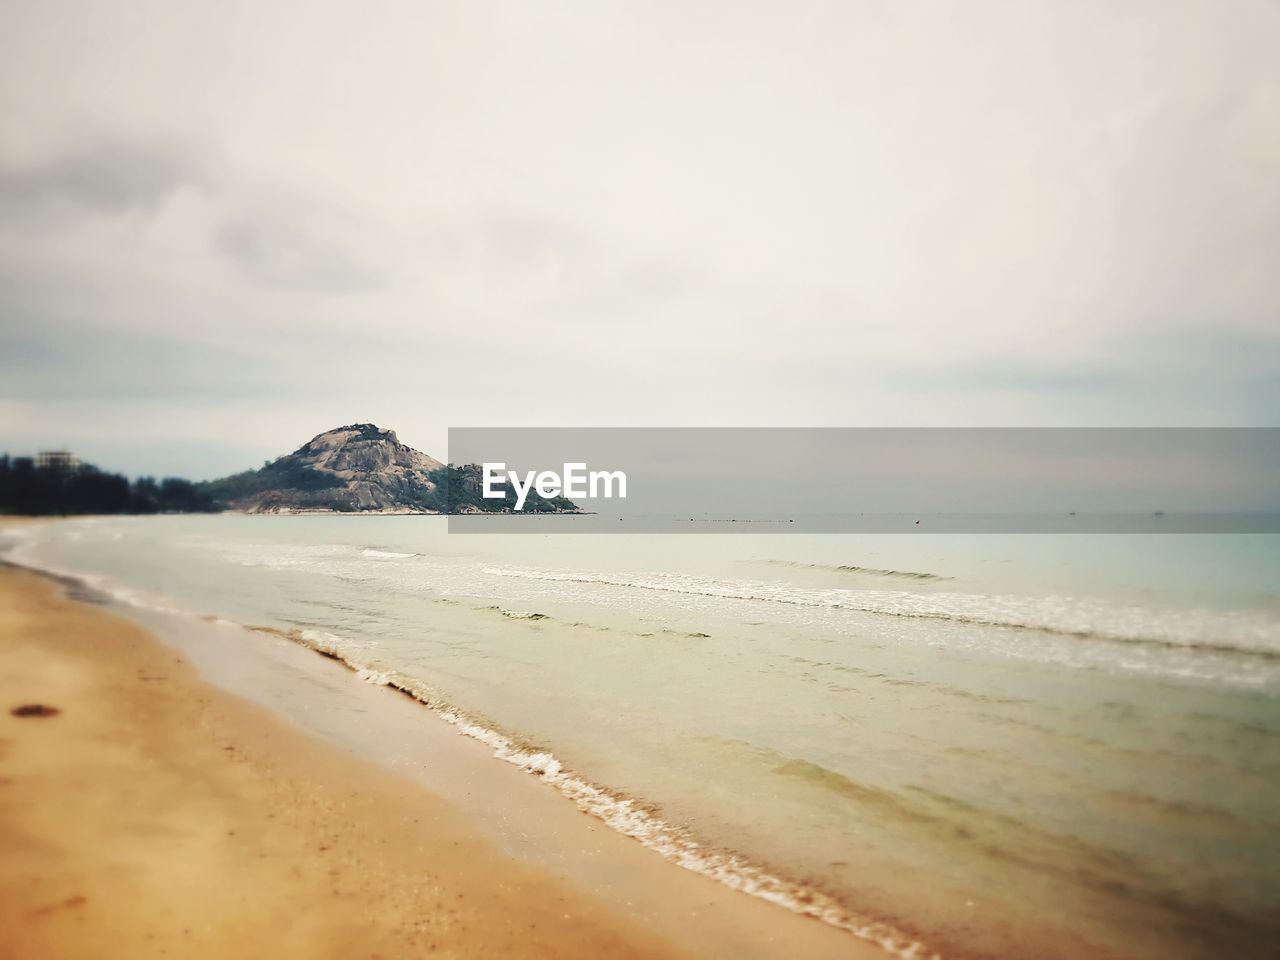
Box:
0 564 686 959
0 526 892 960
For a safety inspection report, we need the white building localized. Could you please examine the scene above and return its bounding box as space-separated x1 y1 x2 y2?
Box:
35 449 80 472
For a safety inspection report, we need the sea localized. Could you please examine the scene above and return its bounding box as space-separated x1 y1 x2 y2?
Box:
5 514 1278 959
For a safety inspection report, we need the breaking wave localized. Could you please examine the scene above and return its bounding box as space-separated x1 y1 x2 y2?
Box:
480 566 1280 659
278 627 938 960
765 559 951 581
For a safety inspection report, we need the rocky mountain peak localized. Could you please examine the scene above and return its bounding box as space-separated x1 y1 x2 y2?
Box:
293 424 442 476
210 423 444 513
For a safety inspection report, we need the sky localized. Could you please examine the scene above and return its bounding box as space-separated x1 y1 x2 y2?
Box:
1 0 1277 479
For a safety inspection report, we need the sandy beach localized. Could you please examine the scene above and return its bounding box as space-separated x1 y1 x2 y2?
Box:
0 519 895 960
0 564 692 959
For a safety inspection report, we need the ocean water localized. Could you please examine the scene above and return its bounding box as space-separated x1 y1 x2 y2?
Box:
5 515 1279 959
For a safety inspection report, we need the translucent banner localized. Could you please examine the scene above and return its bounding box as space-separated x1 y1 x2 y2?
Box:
444 428 1280 533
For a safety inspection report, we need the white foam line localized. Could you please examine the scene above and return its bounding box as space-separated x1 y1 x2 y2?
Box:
285 626 940 959
480 566 1280 657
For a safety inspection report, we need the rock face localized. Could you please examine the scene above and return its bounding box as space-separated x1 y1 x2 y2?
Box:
213 424 446 513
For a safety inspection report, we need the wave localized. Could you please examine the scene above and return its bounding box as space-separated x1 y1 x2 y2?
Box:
481 605 551 621
3 553 938 960
470 603 713 639
480 566 1280 659
765 560 951 582
278 630 939 960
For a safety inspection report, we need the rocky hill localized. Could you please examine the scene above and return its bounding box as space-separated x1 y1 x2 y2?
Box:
200 423 577 514
200 424 442 513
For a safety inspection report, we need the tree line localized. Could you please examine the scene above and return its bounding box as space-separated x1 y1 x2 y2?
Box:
0 455 220 516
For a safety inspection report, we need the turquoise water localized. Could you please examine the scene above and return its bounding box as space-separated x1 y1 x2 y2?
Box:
6 516 1279 959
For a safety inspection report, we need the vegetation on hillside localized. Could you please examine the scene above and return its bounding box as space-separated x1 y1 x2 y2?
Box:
195 458 344 505
429 464 578 513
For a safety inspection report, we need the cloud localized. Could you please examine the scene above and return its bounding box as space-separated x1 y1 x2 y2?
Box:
0 136 205 218
214 205 385 292
0 0 1277 473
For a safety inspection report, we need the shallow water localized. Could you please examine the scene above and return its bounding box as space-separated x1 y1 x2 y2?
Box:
7 516 1279 959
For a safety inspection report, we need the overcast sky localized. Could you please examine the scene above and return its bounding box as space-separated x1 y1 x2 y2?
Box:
1 1 1277 478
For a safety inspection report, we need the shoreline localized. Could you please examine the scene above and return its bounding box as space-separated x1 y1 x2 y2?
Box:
0 565 686 959
0 530 894 959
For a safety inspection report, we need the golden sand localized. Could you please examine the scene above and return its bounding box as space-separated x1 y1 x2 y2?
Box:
0 565 688 959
